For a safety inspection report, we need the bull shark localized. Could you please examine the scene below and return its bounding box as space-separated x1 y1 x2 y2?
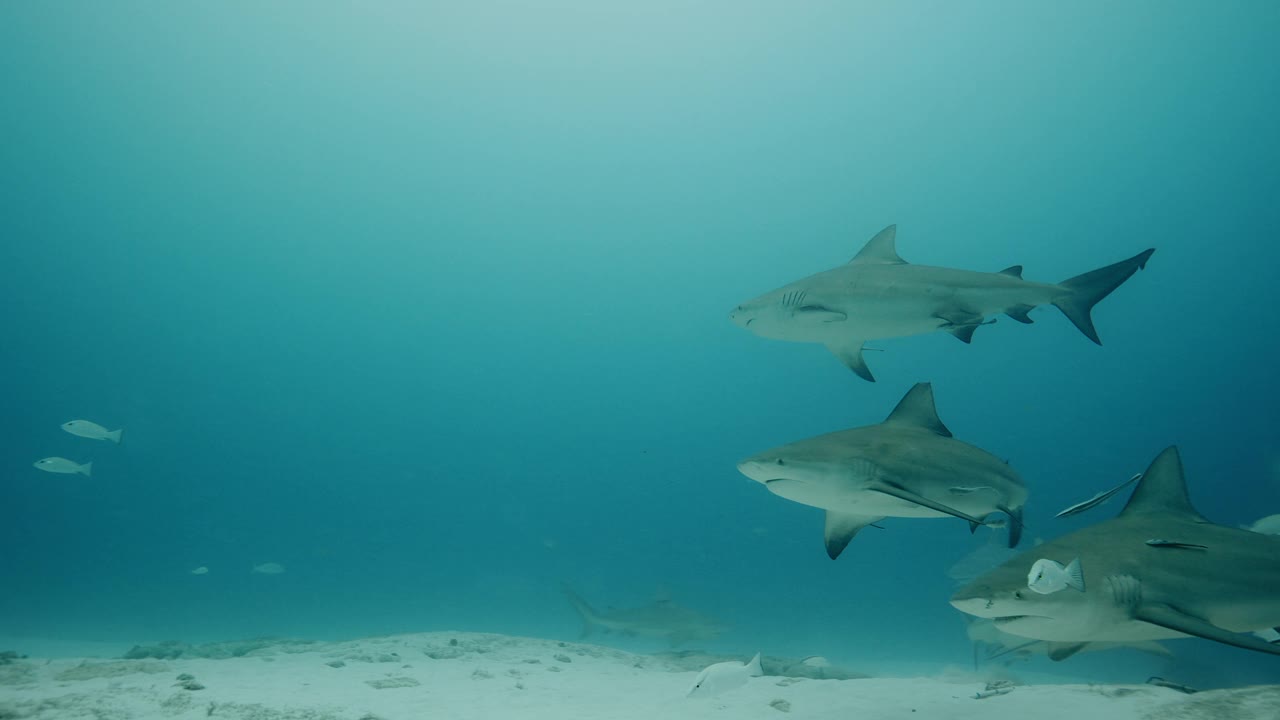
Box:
951 446 1280 658
561 583 726 646
964 616 1174 665
729 224 1154 381
736 383 1027 559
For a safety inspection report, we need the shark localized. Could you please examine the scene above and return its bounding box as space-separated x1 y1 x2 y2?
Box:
964 616 1174 665
561 583 727 647
951 446 1280 659
736 383 1027 559
729 224 1155 381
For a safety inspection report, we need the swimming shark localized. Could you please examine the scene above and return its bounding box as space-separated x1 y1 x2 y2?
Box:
737 383 1027 559
951 446 1280 658
729 224 1154 380
561 583 727 646
964 616 1174 665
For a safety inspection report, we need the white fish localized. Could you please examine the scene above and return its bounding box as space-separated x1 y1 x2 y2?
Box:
33 457 92 477
191 566 209 575
1027 557 1085 594
687 652 763 698
1242 514 1280 535
61 420 124 444
252 562 285 575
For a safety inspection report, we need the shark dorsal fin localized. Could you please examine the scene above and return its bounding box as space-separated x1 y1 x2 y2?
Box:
998 265 1023 278
849 225 905 265
1119 446 1207 522
883 382 952 437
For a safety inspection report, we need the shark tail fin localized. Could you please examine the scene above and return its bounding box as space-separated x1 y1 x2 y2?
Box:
1064 558 1086 592
1052 248 1155 344
746 651 763 677
560 583 598 638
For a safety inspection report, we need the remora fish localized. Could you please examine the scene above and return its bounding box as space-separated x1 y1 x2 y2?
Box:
951 447 1280 657
730 224 1154 380
737 383 1027 559
1055 473 1142 518
561 583 726 646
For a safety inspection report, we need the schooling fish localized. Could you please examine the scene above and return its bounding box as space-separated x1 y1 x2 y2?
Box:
687 652 763 698
33 457 92 477
1055 473 1141 518
1027 557 1085 594
61 419 124 444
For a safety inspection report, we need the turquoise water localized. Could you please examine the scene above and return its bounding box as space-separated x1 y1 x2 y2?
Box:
2 1 1277 690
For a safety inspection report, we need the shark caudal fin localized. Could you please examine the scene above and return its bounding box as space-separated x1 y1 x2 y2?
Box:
1052 248 1154 344
560 583 600 638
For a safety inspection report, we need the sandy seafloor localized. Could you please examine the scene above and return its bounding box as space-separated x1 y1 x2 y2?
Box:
1 633 1277 720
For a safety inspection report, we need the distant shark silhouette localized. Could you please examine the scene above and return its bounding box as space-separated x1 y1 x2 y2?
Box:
951 447 1280 658
561 583 726 647
729 224 1154 380
737 383 1026 559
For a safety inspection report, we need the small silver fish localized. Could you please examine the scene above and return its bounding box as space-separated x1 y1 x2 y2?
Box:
252 562 285 575
33 457 92 477
1027 557 1085 594
1055 473 1141 518
61 419 124 444
1145 539 1208 550
190 566 209 575
687 652 763 698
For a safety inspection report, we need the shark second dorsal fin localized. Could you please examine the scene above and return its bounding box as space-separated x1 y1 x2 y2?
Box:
883 382 952 437
998 265 1024 278
1119 446 1207 522
849 225 905 265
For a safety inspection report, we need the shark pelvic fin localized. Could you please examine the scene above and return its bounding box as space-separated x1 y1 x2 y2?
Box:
934 308 995 344
849 225 906 266
1005 303 1035 324
997 265 1024 278
826 341 875 382
1052 247 1155 344
868 480 987 525
1046 642 1089 661
823 511 886 560
1137 605 1280 657
1119 447 1208 522
883 382 952 437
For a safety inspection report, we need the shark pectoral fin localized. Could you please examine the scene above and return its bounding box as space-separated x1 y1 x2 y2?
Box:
999 504 1024 548
826 342 875 382
1045 642 1089 662
868 481 987 525
794 306 847 324
1136 605 1280 657
823 512 886 560
1005 303 1035 324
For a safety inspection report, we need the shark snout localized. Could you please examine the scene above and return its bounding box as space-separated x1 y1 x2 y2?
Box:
736 458 774 484
728 306 752 328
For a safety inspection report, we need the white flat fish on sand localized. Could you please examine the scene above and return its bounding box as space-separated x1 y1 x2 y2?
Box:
687 652 763 698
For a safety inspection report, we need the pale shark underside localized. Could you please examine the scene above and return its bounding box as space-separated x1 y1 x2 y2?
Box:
951 447 1280 658
730 225 1154 381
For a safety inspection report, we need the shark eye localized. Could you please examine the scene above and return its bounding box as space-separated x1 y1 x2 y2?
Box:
775 459 785 466
1013 590 1024 600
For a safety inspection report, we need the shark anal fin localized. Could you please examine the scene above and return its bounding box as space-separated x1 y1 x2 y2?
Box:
826 342 875 382
823 511 886 560
1136 604 1280 657
1046 642 1089 662
883 382 952 437
1005 303 1035 324
868 481 987 525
